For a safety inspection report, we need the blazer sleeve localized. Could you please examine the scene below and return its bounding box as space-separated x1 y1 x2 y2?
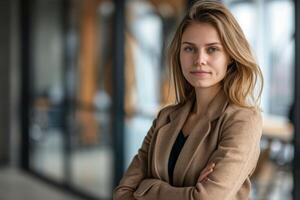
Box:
132 108 262 200
113 109 164 200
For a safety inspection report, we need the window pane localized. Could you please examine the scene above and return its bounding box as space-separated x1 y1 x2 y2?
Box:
224 1 294 200
68 0 114 198
124 0 185 166
29 0 65 182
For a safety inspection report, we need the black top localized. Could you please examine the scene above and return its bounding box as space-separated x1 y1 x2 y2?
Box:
168 130 188 185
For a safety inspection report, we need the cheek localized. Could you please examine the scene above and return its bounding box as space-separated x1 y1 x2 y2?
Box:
213 56 229 75
219 66 228 78
180 52 187 66
180 51 193 66
216 65 227 76
179 59 190 80
180 64 189 79
179 52 184 65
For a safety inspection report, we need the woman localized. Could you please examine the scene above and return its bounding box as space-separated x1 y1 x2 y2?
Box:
114 0 263 199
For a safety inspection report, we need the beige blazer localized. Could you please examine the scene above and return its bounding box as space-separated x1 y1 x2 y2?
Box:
114 90 262 200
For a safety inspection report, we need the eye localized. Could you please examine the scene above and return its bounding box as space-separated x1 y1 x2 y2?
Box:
207 46 219 54
183 46 195 53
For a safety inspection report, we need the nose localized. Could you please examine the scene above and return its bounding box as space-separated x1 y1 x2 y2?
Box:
194 50 207 66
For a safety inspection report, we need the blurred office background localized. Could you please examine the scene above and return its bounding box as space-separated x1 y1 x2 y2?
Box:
0 0 300 199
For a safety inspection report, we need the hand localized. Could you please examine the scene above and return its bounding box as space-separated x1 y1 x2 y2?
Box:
197 163 215 183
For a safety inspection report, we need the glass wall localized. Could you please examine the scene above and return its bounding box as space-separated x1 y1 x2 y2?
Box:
27 0 115 199
29 0 65 182
24 0 296 199
27 1 188 196
123 0 185 166
224 0 295 199
69 0 114 198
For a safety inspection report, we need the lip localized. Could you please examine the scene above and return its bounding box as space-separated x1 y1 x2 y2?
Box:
190 71 211 76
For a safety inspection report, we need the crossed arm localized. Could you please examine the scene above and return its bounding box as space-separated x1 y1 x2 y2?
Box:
114 109 262 200
113 110 160 200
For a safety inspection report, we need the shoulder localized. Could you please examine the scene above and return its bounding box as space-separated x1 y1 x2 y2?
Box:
223 103 262 124
151 103 182 128
219 103 263 139
149 104 178 129
156 103 180 119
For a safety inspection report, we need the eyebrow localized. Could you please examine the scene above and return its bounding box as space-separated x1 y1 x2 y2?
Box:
181 41 222 46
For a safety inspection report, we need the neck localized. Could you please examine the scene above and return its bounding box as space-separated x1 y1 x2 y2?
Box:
193 85 221 115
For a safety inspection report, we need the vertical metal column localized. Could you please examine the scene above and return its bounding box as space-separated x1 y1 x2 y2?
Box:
20 0 32 170
112 0 125 188
0 0 11 165
294 0 300 199
62 0 72 185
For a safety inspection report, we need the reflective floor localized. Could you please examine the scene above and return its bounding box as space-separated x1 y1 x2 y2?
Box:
251 161 293 200
0 162 293 200
1 126 293 200
30 129 113 199
0 167 83 200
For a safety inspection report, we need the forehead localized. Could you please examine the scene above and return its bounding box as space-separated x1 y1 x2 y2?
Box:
181 22 221 44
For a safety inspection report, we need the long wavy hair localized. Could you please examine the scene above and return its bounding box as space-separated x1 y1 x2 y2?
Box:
167 0 263 109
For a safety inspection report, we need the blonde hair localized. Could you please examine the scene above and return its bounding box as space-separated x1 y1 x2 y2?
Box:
167 0 263 108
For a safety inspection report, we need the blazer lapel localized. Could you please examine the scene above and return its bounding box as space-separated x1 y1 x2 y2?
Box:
173 90 229 186
153 98 194 182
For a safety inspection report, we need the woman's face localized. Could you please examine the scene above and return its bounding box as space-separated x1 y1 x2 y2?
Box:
180 22 230 90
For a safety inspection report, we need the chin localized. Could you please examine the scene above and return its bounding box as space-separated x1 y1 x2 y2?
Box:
192 82 213 88
194 85 212 89
192 81 220 89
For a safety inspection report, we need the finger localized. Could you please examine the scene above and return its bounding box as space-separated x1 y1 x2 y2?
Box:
208 163 215 169
200 177 209 183
202 167 213 177
201 165 214 174
198 169 211 181
202 163 215 174
198 168 213 182
204 177 210 182
202 168 213 177
197 163 216 182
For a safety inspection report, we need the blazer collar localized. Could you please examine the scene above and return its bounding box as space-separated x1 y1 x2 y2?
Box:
153 98 193 182
153 89 229 185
